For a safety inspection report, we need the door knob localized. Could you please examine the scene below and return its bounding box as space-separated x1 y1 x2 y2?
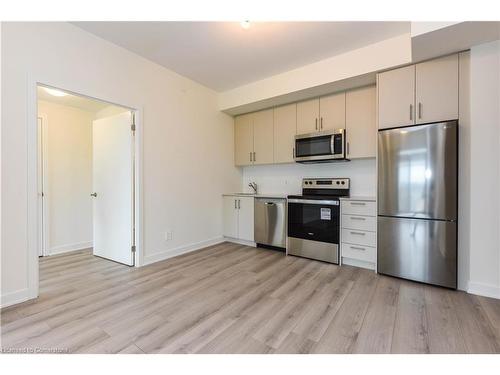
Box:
90 192 97 197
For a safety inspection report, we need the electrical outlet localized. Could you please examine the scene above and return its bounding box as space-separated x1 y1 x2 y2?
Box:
165 230 173 241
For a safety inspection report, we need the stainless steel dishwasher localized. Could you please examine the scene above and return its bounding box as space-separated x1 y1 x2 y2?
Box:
254 198 286 249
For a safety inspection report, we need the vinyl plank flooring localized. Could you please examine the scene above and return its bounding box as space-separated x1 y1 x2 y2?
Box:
391 281 430 353
2 242 500 354
310 268 378 353
450 292 499 353
351 275 400 353
424 286 467 353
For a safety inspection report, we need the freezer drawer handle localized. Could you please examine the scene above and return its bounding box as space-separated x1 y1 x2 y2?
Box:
350 216 366 220
350 231 366 236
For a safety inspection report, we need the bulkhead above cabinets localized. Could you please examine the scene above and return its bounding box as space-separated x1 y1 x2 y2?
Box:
233 85 377 167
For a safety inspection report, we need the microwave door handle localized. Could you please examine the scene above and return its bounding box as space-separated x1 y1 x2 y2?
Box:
330 135 334 155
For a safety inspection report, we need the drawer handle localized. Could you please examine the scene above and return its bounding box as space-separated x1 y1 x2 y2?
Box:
350 216 366 221
350 202 366 206
350 246 366 251
350 231 366 236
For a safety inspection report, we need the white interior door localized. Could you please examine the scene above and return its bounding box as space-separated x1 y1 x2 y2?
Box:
92 111 134 266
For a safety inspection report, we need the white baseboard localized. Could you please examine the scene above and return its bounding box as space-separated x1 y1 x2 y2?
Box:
1 287 37 309
468 281 500 299
141 236 225 267
48 241 93 256
223 237 256 247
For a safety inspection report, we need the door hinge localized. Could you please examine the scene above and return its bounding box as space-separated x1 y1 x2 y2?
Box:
131 245 136 253
131 112 136 132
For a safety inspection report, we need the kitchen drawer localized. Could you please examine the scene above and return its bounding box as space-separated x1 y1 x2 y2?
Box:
342 243 376 263
341 200 376 216
342 214 376 232
342 228 376 247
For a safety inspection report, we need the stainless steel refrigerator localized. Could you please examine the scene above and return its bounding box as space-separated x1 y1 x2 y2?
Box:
377 121 458 289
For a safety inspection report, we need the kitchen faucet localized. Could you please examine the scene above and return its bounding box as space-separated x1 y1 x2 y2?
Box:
248 182 258 194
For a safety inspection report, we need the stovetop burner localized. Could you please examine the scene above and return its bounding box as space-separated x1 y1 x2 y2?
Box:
288 178 350 199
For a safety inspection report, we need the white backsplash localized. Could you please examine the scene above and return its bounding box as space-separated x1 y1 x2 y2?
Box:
242 158 377 197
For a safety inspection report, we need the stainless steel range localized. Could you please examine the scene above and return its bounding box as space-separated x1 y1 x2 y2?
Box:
287 178 350 264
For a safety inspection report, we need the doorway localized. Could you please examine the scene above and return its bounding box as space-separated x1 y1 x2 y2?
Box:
36 84 137 268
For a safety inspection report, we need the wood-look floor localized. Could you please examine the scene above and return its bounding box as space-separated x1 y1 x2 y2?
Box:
1 242 500 354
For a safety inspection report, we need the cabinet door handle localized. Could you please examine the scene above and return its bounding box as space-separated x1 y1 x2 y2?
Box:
253 152 256 162
234 199 237 209
249 152 252 162
350 231 366 236
320 117 323 130
350 216 366 221
418 102 422 119
238 199 241 209
315 118 318 130
350 202 366 206
292 147 295 158
350 245 366 251
410 104 413 121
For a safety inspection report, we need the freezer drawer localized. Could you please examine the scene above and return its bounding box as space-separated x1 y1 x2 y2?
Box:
377 216 457 288
254 198 286 248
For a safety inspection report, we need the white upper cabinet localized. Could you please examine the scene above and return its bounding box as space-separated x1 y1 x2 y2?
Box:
346 86 376 159
415 54 459 124
274 103 297 164
296 98 320 134
378 54 459 129
377 65 416 129
319 92 346 131
252 109 274 165
234 113 253 166
234 109 274 166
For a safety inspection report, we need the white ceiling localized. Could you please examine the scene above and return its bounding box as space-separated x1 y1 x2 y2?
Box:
37 86 123 113
74 21 410 92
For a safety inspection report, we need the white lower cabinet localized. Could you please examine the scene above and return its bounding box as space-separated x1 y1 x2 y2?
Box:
222 196 254 243
340 198 377 271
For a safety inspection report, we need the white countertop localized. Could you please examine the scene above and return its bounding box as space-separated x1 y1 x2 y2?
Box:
340 196 376 201
222 193 288 199
223 193 375 200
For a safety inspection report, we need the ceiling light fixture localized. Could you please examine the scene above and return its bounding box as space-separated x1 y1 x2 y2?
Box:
240 20 251 30
43 87 68 97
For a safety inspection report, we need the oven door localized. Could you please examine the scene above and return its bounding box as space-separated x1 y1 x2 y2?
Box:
294 129 345 162
287 198 340 244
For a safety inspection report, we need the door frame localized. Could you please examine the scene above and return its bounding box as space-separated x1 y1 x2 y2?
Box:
27 75 145 302
37 113 49 257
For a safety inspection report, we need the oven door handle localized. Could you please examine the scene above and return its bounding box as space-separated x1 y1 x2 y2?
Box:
288 198 339 205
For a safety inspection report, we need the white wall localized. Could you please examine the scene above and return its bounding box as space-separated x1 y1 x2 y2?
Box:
1 22 241 307
468 40 500 299
241 159 376 197
95 105 129 120
38 100 93 255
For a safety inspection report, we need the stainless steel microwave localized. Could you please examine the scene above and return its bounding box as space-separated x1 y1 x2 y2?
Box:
294 129 347 163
